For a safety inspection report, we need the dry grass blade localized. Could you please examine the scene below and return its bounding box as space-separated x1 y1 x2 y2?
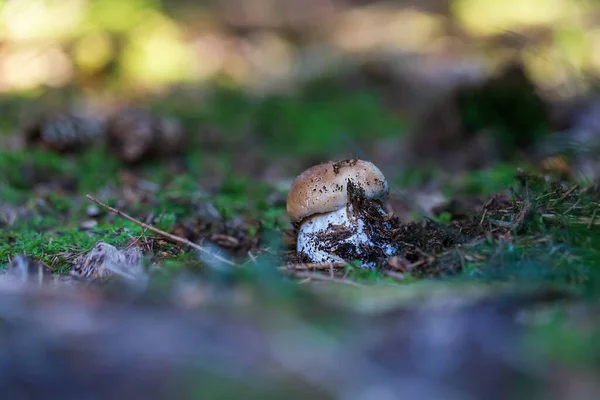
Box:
384 270 405 281
85 194 237 266
281 262 349 271
293 271 364 287
558 185 578 200
513 202 532 233
588 207 598 228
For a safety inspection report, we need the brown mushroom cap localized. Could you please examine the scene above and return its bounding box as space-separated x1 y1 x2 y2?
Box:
286 159 389 223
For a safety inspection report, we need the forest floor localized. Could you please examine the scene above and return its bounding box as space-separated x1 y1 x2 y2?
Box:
1 62 600 399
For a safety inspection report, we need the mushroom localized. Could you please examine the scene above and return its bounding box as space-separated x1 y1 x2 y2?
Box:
287 159 399 267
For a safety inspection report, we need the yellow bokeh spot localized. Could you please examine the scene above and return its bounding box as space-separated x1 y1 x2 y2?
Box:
0 44 72 91
86 0 158 32
587 29 600 72
121 11 193 87
332 6 444 53
74 31 114 72
1 0 86 41
522 45 586 96
553 27 589 70
452 0 578 37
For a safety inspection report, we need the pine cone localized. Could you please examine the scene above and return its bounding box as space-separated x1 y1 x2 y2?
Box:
106 108 155 163
22 113 105 153
106 108 186 164
154 115 186 156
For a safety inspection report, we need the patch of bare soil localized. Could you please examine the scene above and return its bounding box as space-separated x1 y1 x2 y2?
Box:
171 201 261 258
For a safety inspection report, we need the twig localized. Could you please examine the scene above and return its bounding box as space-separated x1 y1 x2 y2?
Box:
562 198 581 216
457 249 466 271
479 208 487 226
406 259 425 270
514 202 532 233
397 241 435 260
489 219 512 228
247 251 258 264
85 194 237 266
384 270 405 281
588 207 598 229
559 185 578 201
542 214 600 226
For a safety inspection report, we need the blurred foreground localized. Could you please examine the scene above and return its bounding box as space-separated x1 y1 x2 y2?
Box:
0 259 579 400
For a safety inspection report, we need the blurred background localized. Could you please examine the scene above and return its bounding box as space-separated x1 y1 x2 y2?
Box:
1 0 597 95
1 0 598 161
1 0 600 193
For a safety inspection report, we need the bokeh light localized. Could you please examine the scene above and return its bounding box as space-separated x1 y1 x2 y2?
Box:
0 0 597 97
121 11 193 87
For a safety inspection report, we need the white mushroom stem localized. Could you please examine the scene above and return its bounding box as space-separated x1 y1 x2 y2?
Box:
297 203 396 267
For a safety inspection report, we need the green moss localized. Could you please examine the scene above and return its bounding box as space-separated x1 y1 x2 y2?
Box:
0 148 68 190
0 147 120 200
254 88 405 156
0 221 137 272
394 163 439 188
0 184 25 204
150 81 406 157
452 163 531 197
74 147 121 192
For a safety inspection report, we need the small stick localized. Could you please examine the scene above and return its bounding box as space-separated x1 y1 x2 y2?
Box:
559 185 578 201
588 207 599 229
562 198 581 216
247 251 258 264
85 194 237 266
405 259 425 271
479 208 487 226
513 202 532 233
384 270 405 281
